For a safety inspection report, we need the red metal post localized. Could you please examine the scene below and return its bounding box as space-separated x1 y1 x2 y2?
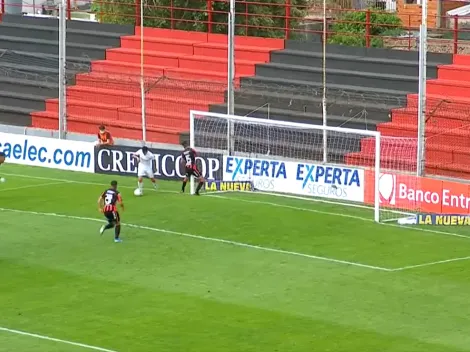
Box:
135 0 141 26
66 0 71 20
453 15 459 55
1 0 4 16
207 0 213 33
285 0 291 39
365 10 371 48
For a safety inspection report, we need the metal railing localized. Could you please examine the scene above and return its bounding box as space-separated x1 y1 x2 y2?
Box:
3 0 470 53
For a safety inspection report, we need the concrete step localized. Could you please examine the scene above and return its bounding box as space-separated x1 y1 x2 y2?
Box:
0 49 92 72
0 76 58 96
90 60 165 77
284 40 453 64
0 35 111 59
255 63 419 92
240 76 409 106
0 104 33 126
378 122 470 147
0 61 59 78
0 90 48 111
209 102 381 131
232 88 394 122
0 22 124 47
269 50 440 78
120 35 197 55
105 48 183 67
193 42 274 61
391 110 470 128
427 79 470 99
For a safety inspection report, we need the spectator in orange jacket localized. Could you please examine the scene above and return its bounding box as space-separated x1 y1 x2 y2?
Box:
97 125 114 146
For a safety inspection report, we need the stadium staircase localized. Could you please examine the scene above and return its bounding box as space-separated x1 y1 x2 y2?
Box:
31 26 285 143
345 55 470 179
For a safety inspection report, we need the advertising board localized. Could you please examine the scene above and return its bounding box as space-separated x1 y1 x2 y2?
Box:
95 145 223 180
0 132 94 173
364 171 470 214
223 156 365 202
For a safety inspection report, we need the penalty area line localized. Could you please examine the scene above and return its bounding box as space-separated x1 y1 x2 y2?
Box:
0 181 69 192
391 255 470 271
0 326 118 352
0 207 391 272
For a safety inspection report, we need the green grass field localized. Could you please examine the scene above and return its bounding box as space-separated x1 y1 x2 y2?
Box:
1 164 470 352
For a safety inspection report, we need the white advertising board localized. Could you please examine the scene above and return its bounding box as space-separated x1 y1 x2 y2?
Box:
223 156 365 202
0 132 95 173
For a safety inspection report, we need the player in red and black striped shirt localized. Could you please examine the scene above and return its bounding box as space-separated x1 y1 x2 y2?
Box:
181 141 205 195
98 180 124 243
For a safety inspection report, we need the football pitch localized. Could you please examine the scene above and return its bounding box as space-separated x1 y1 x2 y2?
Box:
2 164 470 352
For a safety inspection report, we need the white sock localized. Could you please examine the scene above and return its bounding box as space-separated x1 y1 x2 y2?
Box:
152 181 158 189
138 181 143 190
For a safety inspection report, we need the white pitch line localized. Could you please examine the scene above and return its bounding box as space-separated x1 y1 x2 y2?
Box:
0 181 68 192
0 326 118 352
391 256 470 271
0 206 391 272
3 171 470 241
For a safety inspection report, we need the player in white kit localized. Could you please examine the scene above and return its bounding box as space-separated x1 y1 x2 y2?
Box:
132 146 158 193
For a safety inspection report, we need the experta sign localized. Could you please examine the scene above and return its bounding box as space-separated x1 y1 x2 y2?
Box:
0 132 94 173
223 156 365 202
365 171 470 214
95 145 222 180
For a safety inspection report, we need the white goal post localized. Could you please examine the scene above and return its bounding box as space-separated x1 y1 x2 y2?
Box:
189 110 418 223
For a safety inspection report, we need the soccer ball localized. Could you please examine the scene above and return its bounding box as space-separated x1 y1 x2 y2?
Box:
134 188 143 196
0 177 5 183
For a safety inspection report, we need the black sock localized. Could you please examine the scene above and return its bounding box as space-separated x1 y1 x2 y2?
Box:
115 225 121 239
105 223 114 230
196 181 203 193
181 181 187 192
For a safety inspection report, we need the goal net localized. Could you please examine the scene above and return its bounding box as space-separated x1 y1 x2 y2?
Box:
190 110 418 223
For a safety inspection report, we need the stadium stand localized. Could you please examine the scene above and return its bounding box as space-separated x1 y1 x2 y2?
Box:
30 26 285 143
0 15 133 126
3 14 470 178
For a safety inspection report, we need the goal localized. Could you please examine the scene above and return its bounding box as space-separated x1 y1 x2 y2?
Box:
189 110 418 223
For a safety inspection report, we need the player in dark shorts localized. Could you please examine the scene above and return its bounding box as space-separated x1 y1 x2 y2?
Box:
180 141 205 196
98 180 124 243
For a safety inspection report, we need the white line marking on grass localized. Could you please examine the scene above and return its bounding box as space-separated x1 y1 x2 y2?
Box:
1 173 140 190
4 172 469 241
0 207 391 272
0 326 118 352
0 181 68 192
391 256 470 271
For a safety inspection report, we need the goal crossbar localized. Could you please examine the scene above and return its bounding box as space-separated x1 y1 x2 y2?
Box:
190 110 380 137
